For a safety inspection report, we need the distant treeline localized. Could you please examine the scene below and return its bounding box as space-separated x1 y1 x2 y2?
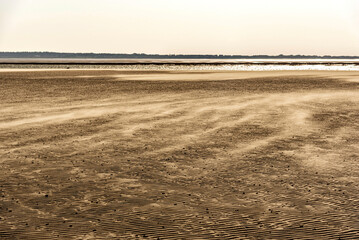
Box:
0 52 358 59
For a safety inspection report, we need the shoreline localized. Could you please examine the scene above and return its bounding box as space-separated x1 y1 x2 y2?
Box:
1 58 359 64
0 69 358 81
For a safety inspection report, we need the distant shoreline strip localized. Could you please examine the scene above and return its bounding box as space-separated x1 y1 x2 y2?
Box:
1 62 359 65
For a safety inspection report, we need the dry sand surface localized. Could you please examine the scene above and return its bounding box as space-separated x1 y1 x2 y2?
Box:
0 70 359 239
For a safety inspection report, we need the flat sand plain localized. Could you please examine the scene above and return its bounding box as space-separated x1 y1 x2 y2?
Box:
0 70 359 239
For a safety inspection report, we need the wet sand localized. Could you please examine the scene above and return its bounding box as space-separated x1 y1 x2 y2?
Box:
0 70 359 239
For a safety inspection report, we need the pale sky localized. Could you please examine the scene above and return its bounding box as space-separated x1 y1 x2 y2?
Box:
1 0 359 55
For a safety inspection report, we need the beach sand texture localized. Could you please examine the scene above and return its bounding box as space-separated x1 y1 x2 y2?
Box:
0 70 359 239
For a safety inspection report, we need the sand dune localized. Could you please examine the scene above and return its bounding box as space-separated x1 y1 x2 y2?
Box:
0 70 358 239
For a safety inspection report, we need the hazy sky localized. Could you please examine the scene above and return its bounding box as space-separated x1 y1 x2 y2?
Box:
1 0 359 55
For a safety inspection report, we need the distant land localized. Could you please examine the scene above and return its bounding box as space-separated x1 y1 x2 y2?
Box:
1 52 359 59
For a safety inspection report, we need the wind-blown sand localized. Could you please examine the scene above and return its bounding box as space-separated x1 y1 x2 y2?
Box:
0 70 358 239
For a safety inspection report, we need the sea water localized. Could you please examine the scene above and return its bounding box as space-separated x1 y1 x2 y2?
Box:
1 59 359 71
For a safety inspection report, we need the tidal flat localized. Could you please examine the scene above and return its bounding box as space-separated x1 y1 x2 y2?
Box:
0 70 358 239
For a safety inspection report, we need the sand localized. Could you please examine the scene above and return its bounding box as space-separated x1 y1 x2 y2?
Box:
0 70 358 239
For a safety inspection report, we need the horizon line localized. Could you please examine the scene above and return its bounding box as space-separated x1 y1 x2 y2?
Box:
1 51 359 59
1 51 359 56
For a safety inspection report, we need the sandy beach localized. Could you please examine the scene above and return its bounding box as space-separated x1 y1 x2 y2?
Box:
0 70 358 239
